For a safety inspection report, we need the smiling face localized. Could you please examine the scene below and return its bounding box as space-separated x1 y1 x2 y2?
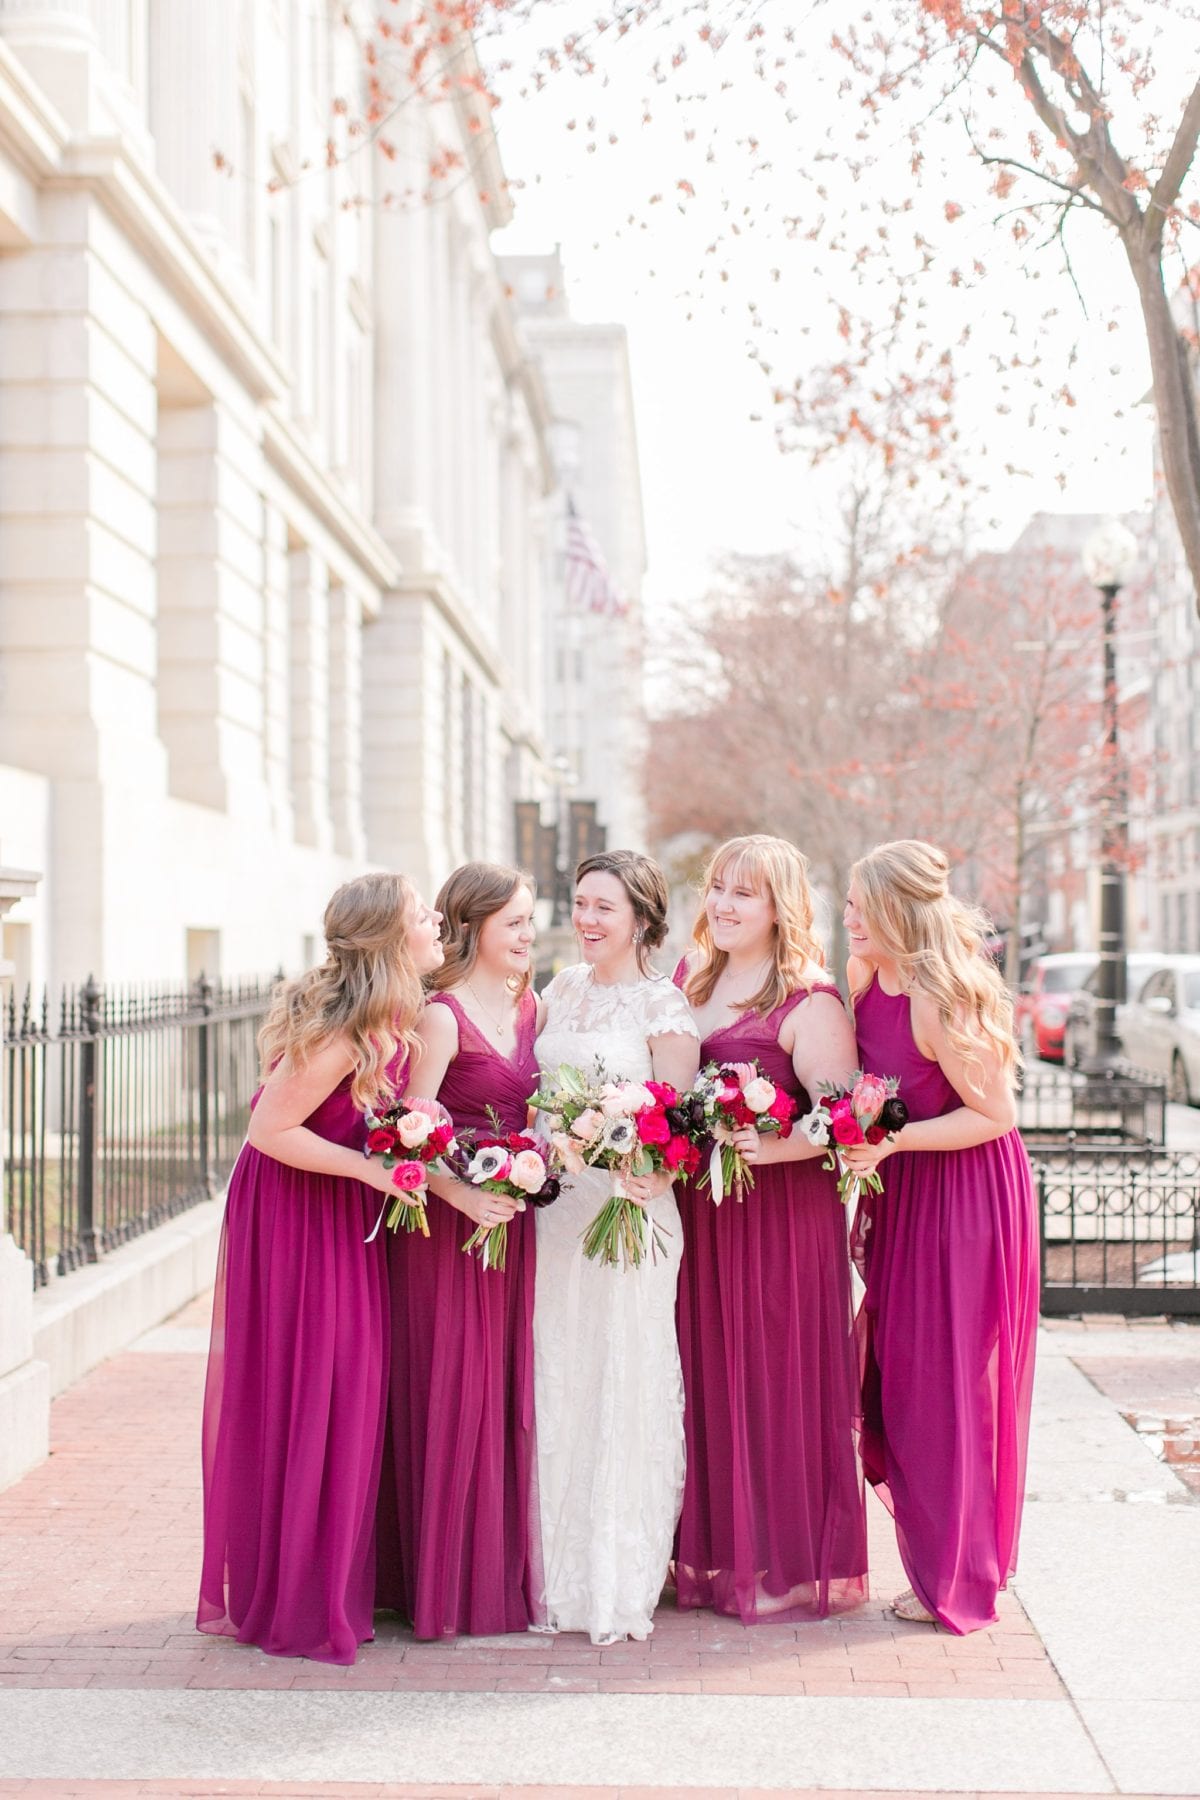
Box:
843 879 883 965
705 859 777 963
407 895 445 976
475 884 536 983
573 870 638 974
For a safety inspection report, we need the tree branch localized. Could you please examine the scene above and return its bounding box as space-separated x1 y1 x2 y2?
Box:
1147 75 1200 246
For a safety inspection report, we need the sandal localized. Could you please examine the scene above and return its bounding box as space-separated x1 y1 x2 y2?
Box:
892 1588 937 1624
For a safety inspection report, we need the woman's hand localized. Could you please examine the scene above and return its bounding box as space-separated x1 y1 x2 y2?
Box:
626 1168 674 1207
730 1125 787 1167
837 1133 900 1179
444 1182 523 1229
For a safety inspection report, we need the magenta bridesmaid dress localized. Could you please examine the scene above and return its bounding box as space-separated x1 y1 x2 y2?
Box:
198 1056 400 1664
376 990 541 1638
853 975 1039 1634
673 969 869 1622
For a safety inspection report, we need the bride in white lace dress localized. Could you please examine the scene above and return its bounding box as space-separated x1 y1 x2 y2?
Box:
533 850 700 1644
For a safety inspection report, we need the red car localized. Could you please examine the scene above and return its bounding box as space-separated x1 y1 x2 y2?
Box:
1016 953 1098 1064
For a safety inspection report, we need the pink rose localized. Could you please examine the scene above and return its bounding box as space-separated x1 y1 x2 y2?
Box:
570 1107 604 1141
636 1108 671 1145
550 1132 585 1176
391 1160 427 1191
397 1110 433 1147
851 1073 890 1123
831 1115 865 1147
742 1077 777 1114
509 1149 548 1193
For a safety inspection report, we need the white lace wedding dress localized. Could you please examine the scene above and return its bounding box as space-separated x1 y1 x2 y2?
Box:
532 962 699 1644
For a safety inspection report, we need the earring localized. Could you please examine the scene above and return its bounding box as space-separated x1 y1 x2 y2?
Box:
634 927 644 944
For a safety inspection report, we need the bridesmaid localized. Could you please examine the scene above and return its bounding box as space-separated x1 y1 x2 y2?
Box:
674 834 869 1622
198 872 444 1664
841 839 1038 1634
376 862 542 1638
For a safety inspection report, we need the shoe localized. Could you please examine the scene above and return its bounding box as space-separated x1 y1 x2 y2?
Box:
891 1588 937 1624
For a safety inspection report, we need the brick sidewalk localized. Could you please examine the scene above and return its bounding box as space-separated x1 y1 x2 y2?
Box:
0 1292 1059 1706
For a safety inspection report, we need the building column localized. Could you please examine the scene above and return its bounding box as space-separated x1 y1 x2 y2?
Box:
328 583 366 862
146 0 238 253
261 500 292 838
288 548 333 852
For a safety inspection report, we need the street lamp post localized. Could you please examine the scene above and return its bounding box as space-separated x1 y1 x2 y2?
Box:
1080 520 1139 1074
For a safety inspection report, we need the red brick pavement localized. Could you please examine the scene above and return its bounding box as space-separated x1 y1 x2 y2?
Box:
0 1293 1060 1704
1074 1351 1200 1499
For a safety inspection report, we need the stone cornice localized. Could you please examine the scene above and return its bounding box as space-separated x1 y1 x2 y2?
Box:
392 567 505 687
58 136 290 404
263 410 401 597
0 40 68 185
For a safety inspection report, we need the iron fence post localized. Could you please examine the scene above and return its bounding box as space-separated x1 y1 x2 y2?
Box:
78 975 101 1263
196 973 215 1196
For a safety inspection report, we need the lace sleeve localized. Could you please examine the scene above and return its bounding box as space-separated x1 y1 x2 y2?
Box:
640 974 700 1040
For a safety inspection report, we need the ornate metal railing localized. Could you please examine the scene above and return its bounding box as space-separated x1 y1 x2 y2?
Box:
2 976 275 1288
1018 1061 1167 1148
1036 1146 1200 1315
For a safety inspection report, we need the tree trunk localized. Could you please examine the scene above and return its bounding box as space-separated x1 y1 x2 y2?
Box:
1124 234 1200 615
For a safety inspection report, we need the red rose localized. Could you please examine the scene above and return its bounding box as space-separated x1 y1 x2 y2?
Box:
778 1121 793 1140
636 1108 671 1145
828 1096 854 1121
507 1132 538 1153
682 1142 702 1176
664 1132 692 1170
768 1091 797 1123
645 1080 678 1106
832 1115 865 1146
427 1124 454 1154
865 1125 886 1145
729 1098 754 1129
367 1127 397 1153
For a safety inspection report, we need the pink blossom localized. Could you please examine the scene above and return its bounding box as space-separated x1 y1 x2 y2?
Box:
509 1149 548 1193
851 1073 890 1123
391 1160 427 1191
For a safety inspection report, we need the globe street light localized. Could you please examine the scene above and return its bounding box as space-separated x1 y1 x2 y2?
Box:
1080 519 1139 1073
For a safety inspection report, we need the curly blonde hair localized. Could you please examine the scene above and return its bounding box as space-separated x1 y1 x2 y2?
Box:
686 834 827 1016
849 840 1018 1093
257 871 425 1110
429 862 535 997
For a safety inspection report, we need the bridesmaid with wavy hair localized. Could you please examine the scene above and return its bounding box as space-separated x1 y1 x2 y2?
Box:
376 861 543 1638
674 834 868 1623
841 839 1038 1634
198 872 444 1664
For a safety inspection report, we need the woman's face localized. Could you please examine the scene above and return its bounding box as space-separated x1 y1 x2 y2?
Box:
843 880 882 964
705 863 776 961
475 885 536 982
407 896 445 976
573 870 638 972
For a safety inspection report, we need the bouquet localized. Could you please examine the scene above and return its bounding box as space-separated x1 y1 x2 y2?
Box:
362 1095 458 1241
529 1065 700 1270
458 1113 562 1271
687 1058 799 1203
796 1071 908 1206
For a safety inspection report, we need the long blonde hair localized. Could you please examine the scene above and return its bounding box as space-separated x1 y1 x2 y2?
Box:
429 862 535 997
849 839 1017 1093
686 834 826 1016
258 871 425 1110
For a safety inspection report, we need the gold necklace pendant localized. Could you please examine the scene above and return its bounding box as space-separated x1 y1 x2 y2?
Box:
466 978 510 1039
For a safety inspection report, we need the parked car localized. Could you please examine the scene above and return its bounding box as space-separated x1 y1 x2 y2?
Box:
1015 953 1098 1063
1118 957 1200 1105
1061 953 1166 1071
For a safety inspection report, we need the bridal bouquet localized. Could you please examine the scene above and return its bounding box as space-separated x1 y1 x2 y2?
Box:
362 1095 458 1240
529 1065 700 1270
688 1058 799 1203
458 1114 562 1271
796 1072 908 1205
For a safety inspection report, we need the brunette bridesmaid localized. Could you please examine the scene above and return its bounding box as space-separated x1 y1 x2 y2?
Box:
376 863 543 1638
198 872 443 1664
673 835 868 1622
842 839 1038 1634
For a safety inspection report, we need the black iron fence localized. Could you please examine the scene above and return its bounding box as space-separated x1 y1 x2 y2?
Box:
1037 1145 1200 1315
1017 1061 1167 1148
2 975 275 1288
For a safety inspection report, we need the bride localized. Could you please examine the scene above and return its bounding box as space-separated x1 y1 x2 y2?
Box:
533 849 700 1643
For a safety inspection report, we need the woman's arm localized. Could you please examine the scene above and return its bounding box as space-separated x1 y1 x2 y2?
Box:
840 991 1017 1176
246 1037 398 1197
734 991 858 1168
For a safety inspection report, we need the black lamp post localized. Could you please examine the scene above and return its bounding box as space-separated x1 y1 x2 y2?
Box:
1080 519 1138 1074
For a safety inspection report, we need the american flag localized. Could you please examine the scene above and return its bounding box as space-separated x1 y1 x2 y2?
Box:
565 497 626 616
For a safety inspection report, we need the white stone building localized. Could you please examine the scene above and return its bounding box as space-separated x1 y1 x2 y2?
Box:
0 4 638 991
500 248 648 855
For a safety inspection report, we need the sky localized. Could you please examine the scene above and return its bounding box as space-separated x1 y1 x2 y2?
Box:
481 3 1179 626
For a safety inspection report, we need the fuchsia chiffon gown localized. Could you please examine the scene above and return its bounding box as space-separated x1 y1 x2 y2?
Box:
376 991 541 1638
673 971 869 1622
198 1057 400 1664
853 975 1039 1634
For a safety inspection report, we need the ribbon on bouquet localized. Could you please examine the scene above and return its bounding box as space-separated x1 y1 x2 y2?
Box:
708 1140 726 1206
